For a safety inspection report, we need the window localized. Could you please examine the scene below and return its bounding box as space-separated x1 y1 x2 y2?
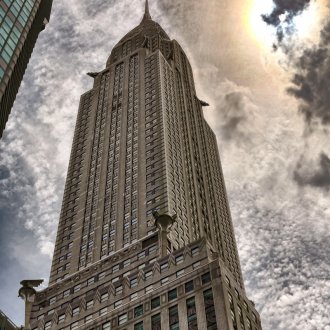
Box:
102 322 111 330
235 289 240 299
149 245 157 254
49 297 56 305
112 276 120 283
58 314 65 323
192 261 200 269
176 269 184 277
201 272 211 284
86 300 94 309
134 305 144 317
99 271 106 280
63 289 70 298
203 289 218 329
161 277 169 285
185 280 194 293
87 277 95 285
151 314 161 330
113 264 120 272
168 288 177 301
135 322 144 330
114 300 122 308
169 305 179 330
130 292 138 301
151 296 160 309
175 255 184 264
85 315 93 323
45 321 52 330
160 262 168 272
131 277 138 288
138 251 145 259
118 313 128 325
100 307 108 316
145 285 153 294
71 322 79 330
115 285 123 295
101 292 109 302
187 297 198 329
191 247 200 257
74 284 81 292
145 270 153 280
72 306 80 316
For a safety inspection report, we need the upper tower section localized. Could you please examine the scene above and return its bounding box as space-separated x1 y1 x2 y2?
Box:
107 0 171 66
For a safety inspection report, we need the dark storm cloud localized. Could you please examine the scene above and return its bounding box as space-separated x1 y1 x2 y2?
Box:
0 165 10 180
294 152 330 190
262 0 311 50
287 20 330 128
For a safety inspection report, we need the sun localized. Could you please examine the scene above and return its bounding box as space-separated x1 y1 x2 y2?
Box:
248 0 277 49
247 0 320 49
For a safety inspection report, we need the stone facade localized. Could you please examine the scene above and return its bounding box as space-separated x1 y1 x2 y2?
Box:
0 0 53 138
27 2 263 329
29 236 261 330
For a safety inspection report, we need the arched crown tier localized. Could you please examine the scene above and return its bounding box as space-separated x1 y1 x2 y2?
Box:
107 0 171 66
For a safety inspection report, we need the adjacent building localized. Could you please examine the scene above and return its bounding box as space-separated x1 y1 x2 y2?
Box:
0 310 19 330
0 0 53 138
25 1 263 329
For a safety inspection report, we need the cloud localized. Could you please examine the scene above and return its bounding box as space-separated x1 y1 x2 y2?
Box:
294 152 330 190
262 0 311 50
287 20 330 129
218 91 252 141
0 165 10 180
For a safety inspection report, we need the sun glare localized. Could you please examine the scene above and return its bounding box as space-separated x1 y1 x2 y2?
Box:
248 0 276 49
248 0 321 49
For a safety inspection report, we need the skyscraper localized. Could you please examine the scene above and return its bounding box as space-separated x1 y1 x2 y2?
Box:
0 0 53 138
25 2 263 329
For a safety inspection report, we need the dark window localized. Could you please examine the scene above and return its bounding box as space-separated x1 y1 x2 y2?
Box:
201 272 211 284
187 297 198 330
151 296 160 309
168 288 177 301
169 305 179 330
151 313 161 330
203 289 218 330
134 305 144 318
185 280 194 293
134 321 144 330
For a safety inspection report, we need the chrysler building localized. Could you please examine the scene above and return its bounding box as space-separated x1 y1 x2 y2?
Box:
23 2 263 329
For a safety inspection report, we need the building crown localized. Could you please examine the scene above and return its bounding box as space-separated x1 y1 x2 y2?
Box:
142 0 152 21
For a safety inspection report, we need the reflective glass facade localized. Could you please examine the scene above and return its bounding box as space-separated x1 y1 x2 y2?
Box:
0 0 52 138
0 1 35 70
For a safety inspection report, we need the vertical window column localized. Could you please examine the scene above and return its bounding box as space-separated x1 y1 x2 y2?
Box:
169 305 179 330
203 289 218 330
186 297 198 330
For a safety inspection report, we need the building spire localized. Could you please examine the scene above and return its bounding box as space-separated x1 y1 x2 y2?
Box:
143 0 152 21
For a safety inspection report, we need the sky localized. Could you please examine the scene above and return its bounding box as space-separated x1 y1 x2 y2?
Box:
0 0 329 328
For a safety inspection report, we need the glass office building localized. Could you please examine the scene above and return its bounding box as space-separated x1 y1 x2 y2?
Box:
0 0 53 138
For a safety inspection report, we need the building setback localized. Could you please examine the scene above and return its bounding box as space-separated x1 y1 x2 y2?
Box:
25 1 263 329
0 0 53 138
